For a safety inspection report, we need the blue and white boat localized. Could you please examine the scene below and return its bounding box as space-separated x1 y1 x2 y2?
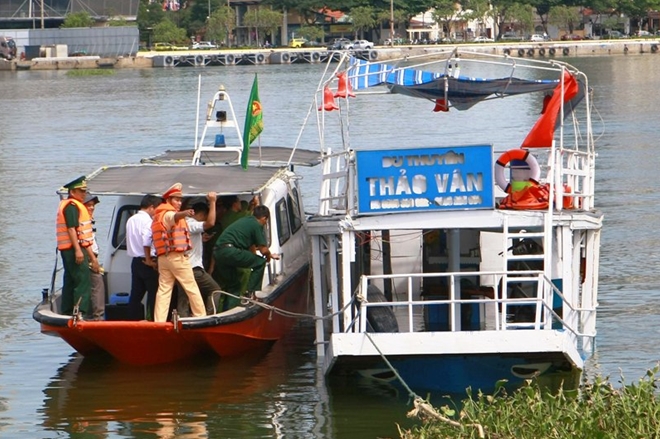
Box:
307 49 601 393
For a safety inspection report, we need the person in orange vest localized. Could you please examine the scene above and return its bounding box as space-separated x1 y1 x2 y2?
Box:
151 183 207 322
56 176 101 317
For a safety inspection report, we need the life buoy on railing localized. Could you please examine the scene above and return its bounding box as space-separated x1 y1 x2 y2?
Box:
652 44 659 53
562 47 570 56
368 49 378 60
539 48 546 56
195 55 204 65
503 48 511 55
527 48 535 56
311 52 320 62
164 55 173 65
225 54 235 64
494 149 541 193
548 48 556 56
518 48 525 56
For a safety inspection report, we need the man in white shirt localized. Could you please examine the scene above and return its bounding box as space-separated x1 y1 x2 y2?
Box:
179 192 220 316
126 194 162 320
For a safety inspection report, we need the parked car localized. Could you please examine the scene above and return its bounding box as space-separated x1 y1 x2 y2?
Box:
637 30 652 37
529 34 549 42
603 30 627 39
560 34 584 41
500 32 522 41
289 38 308 48
153 42 186 51
473 36 494 43
0 36 17 60
350 40 374 50
327 38 352 50
191 41 217 50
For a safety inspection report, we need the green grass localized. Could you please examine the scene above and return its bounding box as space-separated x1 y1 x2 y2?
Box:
66 69 116 77
400 366 660 438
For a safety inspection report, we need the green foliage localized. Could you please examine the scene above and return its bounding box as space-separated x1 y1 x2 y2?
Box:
243 8 284 45
108 17 130 27
66 69 116 77
349 6 377 38
549 5 581 33
61 11 94 28
152 19 187 44
401 367 660 439
206 6 236 46
296 25 325 41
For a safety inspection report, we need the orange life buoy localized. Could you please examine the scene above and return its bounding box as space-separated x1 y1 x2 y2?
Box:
494 149 541 193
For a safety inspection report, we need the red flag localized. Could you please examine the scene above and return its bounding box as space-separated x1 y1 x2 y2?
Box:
520 72 578 148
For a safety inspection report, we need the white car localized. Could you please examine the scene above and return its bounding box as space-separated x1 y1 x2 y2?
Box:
192 41 217 50
350 40 374 50
473 36 494 43
529 34 549 42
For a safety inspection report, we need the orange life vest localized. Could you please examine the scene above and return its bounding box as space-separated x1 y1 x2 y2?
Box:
151 203 191 256
56 198 94 250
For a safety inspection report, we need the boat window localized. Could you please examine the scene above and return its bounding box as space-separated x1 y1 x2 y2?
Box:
275 199 291 246
287 187 302 234
112 205 140 250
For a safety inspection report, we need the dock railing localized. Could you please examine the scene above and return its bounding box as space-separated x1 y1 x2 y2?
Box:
346 271 596 349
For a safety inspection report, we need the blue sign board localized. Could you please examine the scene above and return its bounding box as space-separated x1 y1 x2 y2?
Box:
355 145 494 214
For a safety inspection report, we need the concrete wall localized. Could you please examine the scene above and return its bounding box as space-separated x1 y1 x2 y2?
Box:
0 26 139 57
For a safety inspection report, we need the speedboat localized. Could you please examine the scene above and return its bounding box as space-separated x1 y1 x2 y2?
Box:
33 84 320 366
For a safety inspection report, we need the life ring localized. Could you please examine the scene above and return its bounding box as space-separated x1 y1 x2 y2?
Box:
548 48 556 56
210 55 218 63
311 51 320 62
225 54 235 64
256 53 265 63
527 48 535 56
164 55 173 64
503 48 511 55
538 48 546 56
364 285 399 333
518 48 525 56
195 55 204 64
494 149 541 192
368 49 378 60
652 44 658 53
281 53 290 63
562 47 569 56
179 56 188 64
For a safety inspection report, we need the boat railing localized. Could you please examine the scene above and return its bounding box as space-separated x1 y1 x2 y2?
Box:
318 148 354 216
345 270 596 346
555 147 596 212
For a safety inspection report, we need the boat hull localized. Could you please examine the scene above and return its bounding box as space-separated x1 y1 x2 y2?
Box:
35 266 310 365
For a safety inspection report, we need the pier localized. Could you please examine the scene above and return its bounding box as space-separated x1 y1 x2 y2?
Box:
1 40 658 71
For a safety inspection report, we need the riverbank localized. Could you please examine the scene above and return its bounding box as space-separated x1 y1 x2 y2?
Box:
1 39 658 71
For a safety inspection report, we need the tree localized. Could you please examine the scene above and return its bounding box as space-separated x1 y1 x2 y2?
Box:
490 0 530 38
206 6 236 46
243 8 284 46
153 19 187 44
349 6 377 38
462 0 491 37
529 0 564 35
61 11 94 28
431 0 459 40
549 5 581 34
296 25 325 42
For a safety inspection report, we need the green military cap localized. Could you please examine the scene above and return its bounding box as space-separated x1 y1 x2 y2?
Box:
62 175 87 191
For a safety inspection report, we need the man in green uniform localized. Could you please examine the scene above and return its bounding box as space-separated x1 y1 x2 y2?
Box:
56 176 101 317
213 205 279 309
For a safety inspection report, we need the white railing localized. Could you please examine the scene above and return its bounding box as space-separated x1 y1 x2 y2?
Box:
345 271 596 345
318 148 354 216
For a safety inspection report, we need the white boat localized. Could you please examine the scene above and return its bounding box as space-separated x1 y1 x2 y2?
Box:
33 84 321 365
307 50 601 392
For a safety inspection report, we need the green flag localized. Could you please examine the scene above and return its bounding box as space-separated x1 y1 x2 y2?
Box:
241 74 264 169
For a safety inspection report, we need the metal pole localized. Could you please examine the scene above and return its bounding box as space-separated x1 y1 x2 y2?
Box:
389 0 394 45
40 0 44 29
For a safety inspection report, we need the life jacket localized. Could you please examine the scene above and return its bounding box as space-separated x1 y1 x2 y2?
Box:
498 181 550 210
56 198 94 250
151 203 191 256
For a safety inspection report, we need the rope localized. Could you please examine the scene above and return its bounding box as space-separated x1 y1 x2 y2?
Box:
364 332 485 438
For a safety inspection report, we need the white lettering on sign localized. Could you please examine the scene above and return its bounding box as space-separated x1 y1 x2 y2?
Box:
382 152 465 168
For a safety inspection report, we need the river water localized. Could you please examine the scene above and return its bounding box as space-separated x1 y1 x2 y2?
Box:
0 54 659 438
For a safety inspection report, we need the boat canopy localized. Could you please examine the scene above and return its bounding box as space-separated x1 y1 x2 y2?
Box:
82 164 290 197
142 146 321 167
349 57 561 110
